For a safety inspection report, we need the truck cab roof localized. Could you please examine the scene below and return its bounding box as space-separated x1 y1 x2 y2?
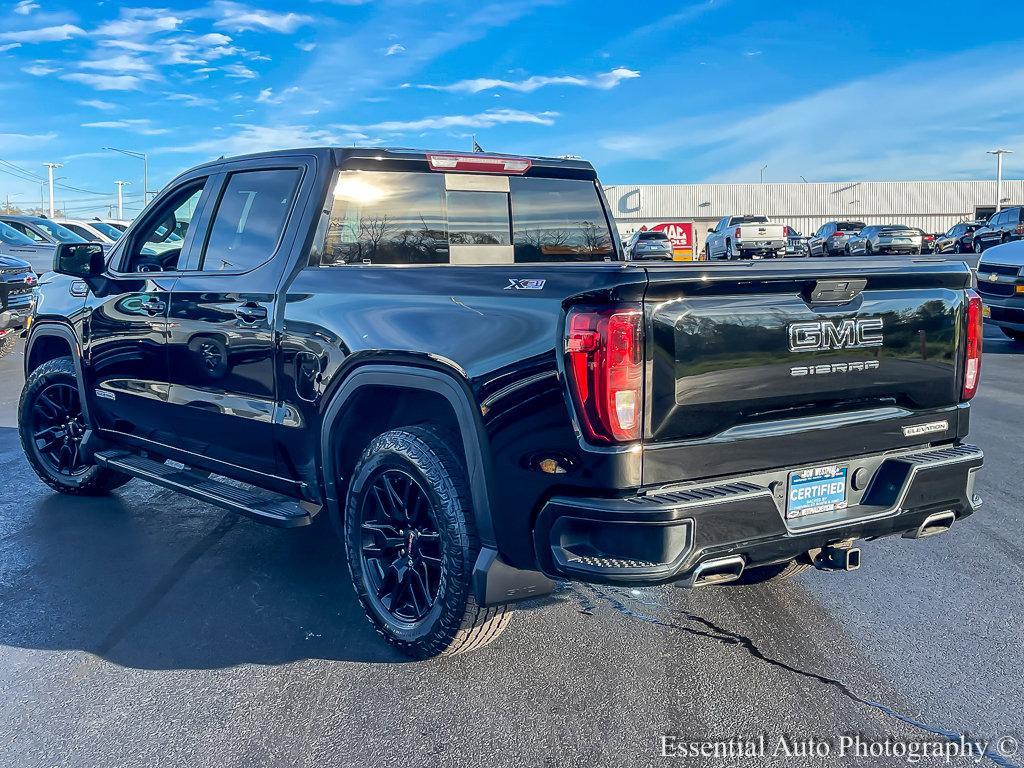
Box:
189 147 599 181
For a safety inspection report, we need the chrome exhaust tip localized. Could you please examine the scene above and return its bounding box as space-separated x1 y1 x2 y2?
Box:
904 510 956 539
679 555 746 588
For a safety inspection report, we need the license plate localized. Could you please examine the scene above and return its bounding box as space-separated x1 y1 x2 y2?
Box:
983 305 991 318
786 465 848 519
892 238 911 243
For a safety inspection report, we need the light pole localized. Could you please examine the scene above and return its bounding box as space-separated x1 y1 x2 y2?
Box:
760 164 768 184
44 162 63 217
103 147 149 205
987 149 1013 212
114 180 130 219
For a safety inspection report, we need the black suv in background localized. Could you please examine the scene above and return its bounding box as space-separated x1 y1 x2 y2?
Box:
972 206 1023 253
935 222 982 255
807 221 866 257
0 253 35 358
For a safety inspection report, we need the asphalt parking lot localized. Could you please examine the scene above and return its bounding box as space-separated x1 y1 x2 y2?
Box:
0 330 1021 768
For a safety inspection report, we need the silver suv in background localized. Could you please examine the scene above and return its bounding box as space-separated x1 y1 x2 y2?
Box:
624 230 674 260
807 221 865 256
846 224 922 256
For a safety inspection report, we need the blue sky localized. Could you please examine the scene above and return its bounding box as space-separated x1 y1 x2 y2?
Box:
1 0 1023 217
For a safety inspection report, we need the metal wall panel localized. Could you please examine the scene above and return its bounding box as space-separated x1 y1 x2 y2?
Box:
605 180 1023 235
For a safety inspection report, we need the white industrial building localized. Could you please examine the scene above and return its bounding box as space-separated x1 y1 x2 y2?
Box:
604 180 1023 257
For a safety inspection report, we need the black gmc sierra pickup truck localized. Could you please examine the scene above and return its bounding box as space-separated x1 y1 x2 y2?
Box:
19 148 984 658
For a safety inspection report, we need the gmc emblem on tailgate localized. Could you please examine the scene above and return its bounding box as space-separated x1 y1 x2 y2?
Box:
788 317 884 352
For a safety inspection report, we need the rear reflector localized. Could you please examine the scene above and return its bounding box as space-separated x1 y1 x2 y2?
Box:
963 290 983 401
426 154 532 175
565 306 643 443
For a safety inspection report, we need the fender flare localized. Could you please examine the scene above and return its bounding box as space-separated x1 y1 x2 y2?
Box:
24 322 93 427
319 364 496 547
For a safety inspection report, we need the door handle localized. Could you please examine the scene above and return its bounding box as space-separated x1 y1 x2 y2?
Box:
234 303 268 323
140 297 166 315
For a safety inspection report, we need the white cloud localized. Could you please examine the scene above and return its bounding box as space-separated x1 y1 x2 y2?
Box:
13 0 39 15
0 23 85 43
256 86 300 104
77 99 118 111
0 43 22 52
222 62 257 79
95 12 183 39
79 54 157 76
60 72 145 91
166 93 217 107
210 2 312 33
339 108 559 133
419 67 640 94
296 41 316 52
157 123 362 157
81 118 170 136
384 43 405 56
22 62 57 76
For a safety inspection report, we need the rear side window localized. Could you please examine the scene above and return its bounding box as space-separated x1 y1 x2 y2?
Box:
509 177 614 262
319 171 614 265
199 168 301 272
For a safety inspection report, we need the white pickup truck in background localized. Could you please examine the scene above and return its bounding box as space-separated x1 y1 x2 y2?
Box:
705 215 787 259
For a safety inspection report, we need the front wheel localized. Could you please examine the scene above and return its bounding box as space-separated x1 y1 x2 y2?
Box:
974 240 984 254
18 357 132 495
344 425 512 658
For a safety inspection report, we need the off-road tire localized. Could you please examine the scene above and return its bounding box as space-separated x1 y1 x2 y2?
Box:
0 333 16 360
344 425 512 658
19 357 132 496
729 557 813 586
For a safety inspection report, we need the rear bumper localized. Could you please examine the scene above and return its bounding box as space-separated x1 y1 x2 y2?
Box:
533 443 983 586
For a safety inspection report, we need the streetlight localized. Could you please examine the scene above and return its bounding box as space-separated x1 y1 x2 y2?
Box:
103 147 149 205
43 162 63 217
114 180 131 219
987 149 1013 212
760 164 768 184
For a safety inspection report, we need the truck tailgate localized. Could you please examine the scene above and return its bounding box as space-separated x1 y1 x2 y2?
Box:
641 260 971 485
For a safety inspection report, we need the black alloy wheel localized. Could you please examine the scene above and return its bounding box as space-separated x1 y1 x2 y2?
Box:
358 467 442 624
29 380 89 477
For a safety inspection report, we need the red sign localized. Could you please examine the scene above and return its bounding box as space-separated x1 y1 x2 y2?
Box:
649 222 693 252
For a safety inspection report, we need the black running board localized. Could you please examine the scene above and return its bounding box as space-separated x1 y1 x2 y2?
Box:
94 450 317 528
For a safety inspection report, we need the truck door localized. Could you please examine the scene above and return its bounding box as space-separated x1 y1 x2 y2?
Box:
166 160 309 480
84 178 212 442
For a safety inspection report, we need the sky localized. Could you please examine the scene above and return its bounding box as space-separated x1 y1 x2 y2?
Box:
0 0 1023 218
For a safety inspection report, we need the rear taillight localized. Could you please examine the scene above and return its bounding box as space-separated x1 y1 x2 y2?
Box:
1015 224 1024 236
783 226 790 236
833 231 845 238
734 227 741 238
963 290 983 401
426 153 531 174
565 306 643 443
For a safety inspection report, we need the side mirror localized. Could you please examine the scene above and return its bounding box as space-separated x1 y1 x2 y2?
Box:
707 227 714 233
53 242 105 278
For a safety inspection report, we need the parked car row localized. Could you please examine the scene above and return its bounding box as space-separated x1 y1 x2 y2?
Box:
693 208 1022 261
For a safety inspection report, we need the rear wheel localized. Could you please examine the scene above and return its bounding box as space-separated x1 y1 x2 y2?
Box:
18 357 132 495
729 557 813 586
344 425 512 658
0 333 16 360
974 239 984 254
1001 328 1024 343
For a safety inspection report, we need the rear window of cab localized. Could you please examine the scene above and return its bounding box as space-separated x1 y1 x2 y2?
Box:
317 170 616 266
